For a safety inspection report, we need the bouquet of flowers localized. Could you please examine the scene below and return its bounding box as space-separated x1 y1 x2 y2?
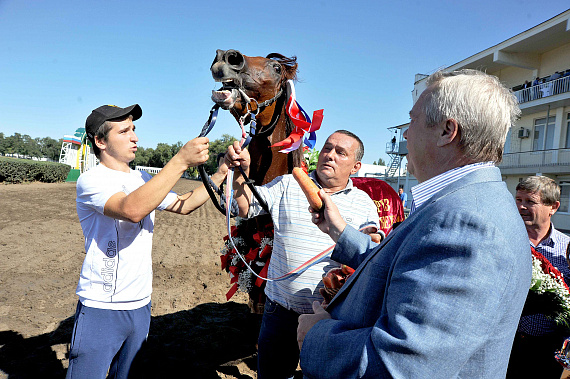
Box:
522 246 570 329
219 216 273 314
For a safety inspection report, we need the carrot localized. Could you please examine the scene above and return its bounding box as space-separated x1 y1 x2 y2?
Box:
292 167 323 211
341 265 355 275
370 233 382 243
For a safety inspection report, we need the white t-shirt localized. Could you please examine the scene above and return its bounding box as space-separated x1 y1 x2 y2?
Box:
75 164 178 310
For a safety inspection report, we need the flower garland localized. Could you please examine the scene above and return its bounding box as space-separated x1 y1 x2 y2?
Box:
219 216 273 313
526 246 570 328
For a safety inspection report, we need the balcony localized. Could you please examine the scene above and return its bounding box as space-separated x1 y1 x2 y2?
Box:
385 141 408 155
513 76 570 105
499 148 570 175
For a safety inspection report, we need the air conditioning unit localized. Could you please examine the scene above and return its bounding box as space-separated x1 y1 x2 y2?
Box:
518 128 530 139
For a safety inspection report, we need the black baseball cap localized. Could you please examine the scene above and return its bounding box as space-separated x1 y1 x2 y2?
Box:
85 104 142 139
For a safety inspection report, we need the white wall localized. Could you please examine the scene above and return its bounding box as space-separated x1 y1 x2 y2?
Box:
352 163 386 178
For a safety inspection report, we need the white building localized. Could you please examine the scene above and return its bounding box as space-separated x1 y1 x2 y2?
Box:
389 9 570 229
352 163 387 178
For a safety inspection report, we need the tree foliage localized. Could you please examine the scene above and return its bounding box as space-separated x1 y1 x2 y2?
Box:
204 134 238 174
0 133 62 161
0 132 238 178
373 157 386 166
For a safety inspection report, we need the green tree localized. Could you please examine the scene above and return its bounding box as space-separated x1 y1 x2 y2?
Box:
204 134 237 174
373 157 386 166
148 143 174 167
132 146 150 167
39 137 62 161
7 133 23 155
171 141 183 155
0 132 5 155
21 135 37 157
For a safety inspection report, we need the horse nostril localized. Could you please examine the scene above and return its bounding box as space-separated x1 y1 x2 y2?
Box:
225 50 245 71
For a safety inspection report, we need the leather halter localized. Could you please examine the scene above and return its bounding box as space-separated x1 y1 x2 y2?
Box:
236 85 286 139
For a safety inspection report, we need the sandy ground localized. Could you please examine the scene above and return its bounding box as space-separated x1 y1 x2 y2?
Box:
0 179 264 378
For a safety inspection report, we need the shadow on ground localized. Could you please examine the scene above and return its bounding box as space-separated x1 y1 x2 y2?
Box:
0 302 261 378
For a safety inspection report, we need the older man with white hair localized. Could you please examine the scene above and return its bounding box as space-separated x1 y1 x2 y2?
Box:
297 70 531 378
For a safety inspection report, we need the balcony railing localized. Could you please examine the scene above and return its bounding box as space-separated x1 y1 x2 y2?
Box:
386 141 398 154
500 148 570 169
513 76 570 104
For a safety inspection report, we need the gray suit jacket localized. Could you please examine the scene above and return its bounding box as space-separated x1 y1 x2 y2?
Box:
300 167 531 378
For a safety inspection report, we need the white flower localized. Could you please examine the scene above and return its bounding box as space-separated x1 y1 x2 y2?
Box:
237 269 253 292
530 254 570 325
259 237 273 250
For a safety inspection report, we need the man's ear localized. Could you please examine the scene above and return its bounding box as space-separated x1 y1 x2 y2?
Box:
351 161 362 175
94 135 106 151
436 118 460 147
550 201 561 216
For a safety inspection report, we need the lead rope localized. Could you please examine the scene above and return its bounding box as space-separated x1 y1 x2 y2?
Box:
224 169 373 282
223 105 337 282
224 168 338 282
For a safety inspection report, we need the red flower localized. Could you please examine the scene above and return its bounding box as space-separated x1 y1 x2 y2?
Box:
531 246 570 293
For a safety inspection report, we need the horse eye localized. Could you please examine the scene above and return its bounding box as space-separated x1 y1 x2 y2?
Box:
273 63 282 74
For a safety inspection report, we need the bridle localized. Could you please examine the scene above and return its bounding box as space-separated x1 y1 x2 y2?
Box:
233 85 286 144
198 80 287 217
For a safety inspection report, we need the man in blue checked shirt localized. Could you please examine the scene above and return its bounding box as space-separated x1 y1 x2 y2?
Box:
226 130 380 379
507 176 570 378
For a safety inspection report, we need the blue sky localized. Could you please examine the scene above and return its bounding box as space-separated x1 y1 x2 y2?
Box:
1 1 569 165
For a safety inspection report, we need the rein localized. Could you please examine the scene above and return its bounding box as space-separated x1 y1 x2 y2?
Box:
197 105 235 216
224 174 375 282
197 84 287 216
224 167 339 282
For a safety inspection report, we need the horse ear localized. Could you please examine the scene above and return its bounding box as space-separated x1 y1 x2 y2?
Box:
267 53 298 80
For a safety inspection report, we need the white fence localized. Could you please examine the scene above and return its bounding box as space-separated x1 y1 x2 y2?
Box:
135 166 162 174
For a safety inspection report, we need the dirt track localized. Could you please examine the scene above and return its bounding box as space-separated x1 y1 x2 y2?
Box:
0 179 262 378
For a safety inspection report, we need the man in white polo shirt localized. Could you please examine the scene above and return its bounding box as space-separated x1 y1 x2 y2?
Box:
226 130 380 379
67 104 228 379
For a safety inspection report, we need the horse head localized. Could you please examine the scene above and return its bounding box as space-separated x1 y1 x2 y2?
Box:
211 49 302 185
211 49 297 113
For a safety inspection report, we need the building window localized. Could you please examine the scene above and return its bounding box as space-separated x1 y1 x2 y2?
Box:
560 181 570 213
533 116 556 151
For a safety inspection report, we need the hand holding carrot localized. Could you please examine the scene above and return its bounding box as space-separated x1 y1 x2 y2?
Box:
309 189 347 243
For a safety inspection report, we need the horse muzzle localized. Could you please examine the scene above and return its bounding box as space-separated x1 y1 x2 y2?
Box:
211 49 248 110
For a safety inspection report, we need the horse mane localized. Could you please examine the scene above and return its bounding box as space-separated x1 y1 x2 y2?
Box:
265 53 302 171
266 53 298 81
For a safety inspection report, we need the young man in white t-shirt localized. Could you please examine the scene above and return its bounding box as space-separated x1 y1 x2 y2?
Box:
66 104 227 379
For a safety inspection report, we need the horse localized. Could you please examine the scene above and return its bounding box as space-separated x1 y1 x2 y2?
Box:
209 49 405 313
210 49 303 185
211 49 307 312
